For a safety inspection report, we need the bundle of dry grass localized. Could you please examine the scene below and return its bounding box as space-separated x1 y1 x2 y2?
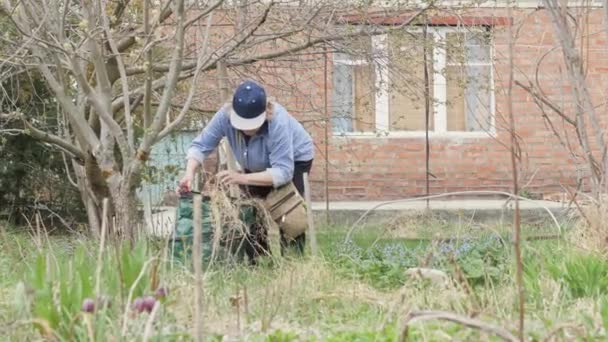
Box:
201 178 280 261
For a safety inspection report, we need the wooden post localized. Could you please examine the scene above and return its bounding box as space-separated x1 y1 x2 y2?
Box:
323 46 330 225
303 173 318 257
217 60 240 198
192 172 203 342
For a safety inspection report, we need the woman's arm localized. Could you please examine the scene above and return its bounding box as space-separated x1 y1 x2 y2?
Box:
186 107 228 163
179 108 228 192
217 169 274 187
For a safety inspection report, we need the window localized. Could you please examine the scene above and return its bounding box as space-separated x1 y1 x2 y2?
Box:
332 26 494 137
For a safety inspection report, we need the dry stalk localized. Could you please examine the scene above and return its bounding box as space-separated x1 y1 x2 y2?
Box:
506 2 525 340
448 255 481 315
94 198 109 313
83 313 95 342
204 181 270 264
572 201 608 255
399 310 518 342
142 302 161 342
193 190 203 342
243 286 249 319
303 172 318 256
120 258 158 337
541 322 585 342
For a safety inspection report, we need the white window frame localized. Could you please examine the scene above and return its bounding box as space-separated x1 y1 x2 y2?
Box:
333 26 496 139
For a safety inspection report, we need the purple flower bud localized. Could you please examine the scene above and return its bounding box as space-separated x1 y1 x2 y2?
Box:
132 297 145 313
155 287 168 299
143 296 157 312
81 298 95 313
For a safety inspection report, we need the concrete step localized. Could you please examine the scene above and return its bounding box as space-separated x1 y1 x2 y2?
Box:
311 199 571 227
146 199 572 238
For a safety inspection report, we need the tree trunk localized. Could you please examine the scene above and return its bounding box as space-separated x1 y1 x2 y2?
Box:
73 160 102 236
112 189 139 241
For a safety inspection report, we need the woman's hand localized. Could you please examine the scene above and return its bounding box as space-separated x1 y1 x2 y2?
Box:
176 174 193 194
217 170 247 186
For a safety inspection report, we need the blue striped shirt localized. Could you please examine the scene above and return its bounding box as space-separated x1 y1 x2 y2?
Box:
186 102 314 187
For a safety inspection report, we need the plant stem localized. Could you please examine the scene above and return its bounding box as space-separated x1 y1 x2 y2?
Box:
506 1 525 340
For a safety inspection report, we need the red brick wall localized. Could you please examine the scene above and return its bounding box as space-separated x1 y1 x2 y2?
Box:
187 7 608 201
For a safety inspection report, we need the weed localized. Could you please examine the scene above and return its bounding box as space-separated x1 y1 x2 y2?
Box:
327 233 508 289
1 222 606 341
548 252 608 299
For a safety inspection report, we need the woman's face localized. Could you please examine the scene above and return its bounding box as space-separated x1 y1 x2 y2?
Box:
239 112 267 136
241 128 259 136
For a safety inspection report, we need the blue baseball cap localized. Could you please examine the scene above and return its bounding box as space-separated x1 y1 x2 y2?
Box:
230 80 267 131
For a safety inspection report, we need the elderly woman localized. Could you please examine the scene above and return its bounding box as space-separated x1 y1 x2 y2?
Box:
179 79 314 262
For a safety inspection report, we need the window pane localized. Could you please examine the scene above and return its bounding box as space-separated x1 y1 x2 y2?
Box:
446 64 492 132
446 32 466 65
465 65 492 132
446 30 493 132
332 63 353 133
353 64 376 132
446 31 491 65
466 31 491 64
388 31 434 131
332 62 376 133
446 65 466 131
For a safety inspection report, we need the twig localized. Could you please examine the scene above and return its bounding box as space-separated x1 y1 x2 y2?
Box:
541 322 584 342
506 2 525 340
344 191 563 243
143 0 152 130
399 310 518 342
156 10 215 140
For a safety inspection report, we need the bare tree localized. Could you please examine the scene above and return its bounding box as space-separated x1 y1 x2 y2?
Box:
0 0 431 237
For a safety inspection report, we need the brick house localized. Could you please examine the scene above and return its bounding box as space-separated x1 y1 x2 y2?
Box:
293 2 608 201
145 1 608 205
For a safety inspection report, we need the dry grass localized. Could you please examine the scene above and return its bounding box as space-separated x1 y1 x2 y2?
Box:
571 200 608 256
1 211 608 340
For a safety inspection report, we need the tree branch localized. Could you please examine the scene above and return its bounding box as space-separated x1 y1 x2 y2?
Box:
400 311 518 342
514 80 575 126
69 54 129 160
116 4 174 53
157 10 216 141
101 0 135 154
127 5 427 76
137 0 187 159
0 112 85 161
143 0 153 130
33 54 101 151
111 5 430 116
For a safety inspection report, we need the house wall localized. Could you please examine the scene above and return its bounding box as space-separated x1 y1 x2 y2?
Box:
168 6 608 202
306 8 608 201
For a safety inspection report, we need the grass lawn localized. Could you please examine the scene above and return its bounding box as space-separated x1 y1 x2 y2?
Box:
0 218 607 341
